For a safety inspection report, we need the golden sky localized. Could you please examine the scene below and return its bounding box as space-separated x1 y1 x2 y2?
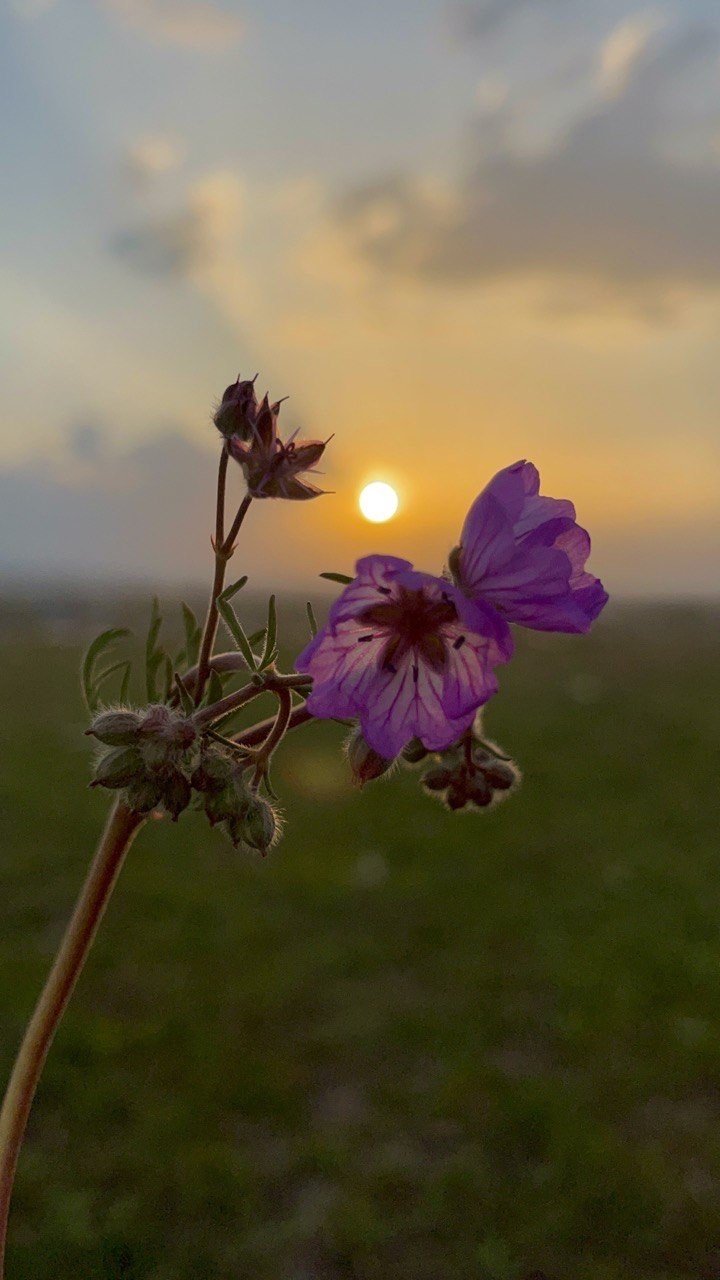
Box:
1 0 718 594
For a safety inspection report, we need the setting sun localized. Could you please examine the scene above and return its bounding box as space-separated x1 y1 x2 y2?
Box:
359 481 399 524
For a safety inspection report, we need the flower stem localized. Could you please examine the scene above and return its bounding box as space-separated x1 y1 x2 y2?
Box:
194 449 252 707
0 799 145 1277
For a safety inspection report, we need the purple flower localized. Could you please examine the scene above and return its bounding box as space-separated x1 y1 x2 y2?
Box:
228 394 329 500
453 461 608 633
296 555 512 759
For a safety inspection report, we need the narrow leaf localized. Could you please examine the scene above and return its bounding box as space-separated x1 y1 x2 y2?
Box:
247 627 266 648
320 571 353 585
217 598 257 671
219 575 248 602
260 595 277 669
305 601 318 637
181 602 201 667
81 628 130 712
174 672 194 716
119 662 132 703
205 669 225 708
94 659 132 701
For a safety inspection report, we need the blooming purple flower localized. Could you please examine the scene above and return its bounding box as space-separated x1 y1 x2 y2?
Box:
228 394 328 500
453 461 608 633
296 555 512 759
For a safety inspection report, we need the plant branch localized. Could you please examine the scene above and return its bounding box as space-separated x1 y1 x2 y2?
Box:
233 703 314 749
222 493 252 557
0 800 145 1277
194 453 252 707
193 672 310 732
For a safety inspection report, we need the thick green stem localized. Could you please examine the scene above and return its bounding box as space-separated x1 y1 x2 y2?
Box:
0 800 145 1277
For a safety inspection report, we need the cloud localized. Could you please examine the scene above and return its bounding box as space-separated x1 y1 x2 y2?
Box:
125 134 186 184
112 170 243 277
101 0 244 48
445 0 565 41
336 23 720 311
597 9 667 98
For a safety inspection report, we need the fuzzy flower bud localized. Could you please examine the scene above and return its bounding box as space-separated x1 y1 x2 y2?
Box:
242 796 280 855
86 710 141 747
419 732 520 812
138 705 197 770
195 754 250 833
213 375 259 440
91 747 145 790
162 769 193 822
191 750 234 794
401 738 429 766
124 775 165 815
345 729 394 787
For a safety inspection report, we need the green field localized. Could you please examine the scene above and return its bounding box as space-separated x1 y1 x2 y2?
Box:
1 599 718 1279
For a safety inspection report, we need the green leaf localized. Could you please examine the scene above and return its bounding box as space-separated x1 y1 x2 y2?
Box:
119 662 132 703
217 598 257 671
181 602 201 667
162 653 173 701
247 627 266 648
94 659 133 704
174 672 194 716
81 628 131 713
320 571 353 585
305 601 318 637
205 669 225 708
219 575 248 602
260 595 277 670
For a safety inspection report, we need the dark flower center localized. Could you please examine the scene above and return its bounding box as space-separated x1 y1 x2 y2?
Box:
358 587 458 673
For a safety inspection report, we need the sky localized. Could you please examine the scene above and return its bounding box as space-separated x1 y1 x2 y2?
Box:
1 0 719 595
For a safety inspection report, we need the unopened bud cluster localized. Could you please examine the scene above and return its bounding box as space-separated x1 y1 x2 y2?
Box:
87 708 280 853
344 727 520 813
88 706 197 821
419 738 520 812
191 746 280 855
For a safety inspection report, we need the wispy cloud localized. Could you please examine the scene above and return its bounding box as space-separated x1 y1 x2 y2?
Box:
101 0 244 47
336 22 720 314
445 0 566 41
597 8 667 97
112 170 243 277
124 134 186 184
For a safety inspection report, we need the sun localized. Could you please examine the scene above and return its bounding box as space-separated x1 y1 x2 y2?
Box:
359 481 399 523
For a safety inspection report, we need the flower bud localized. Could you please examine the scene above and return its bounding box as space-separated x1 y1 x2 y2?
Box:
86 710 141 747
91 747 144 790
139 704 173 736
483 761 517 791
202 767 250 830
138 705 197 769
345 730 393 787
191 750 233 794
401 738 429 765
124 775 165 814
162 769 192 822
421 766 454 792
213 376 259 440
243 796 280 855
468 773 493 808
446 783 467 811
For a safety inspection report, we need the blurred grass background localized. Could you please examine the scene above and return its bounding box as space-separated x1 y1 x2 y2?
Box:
1 594 719 1280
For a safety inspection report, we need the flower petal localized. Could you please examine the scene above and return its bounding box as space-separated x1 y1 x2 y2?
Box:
328 555 413 631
